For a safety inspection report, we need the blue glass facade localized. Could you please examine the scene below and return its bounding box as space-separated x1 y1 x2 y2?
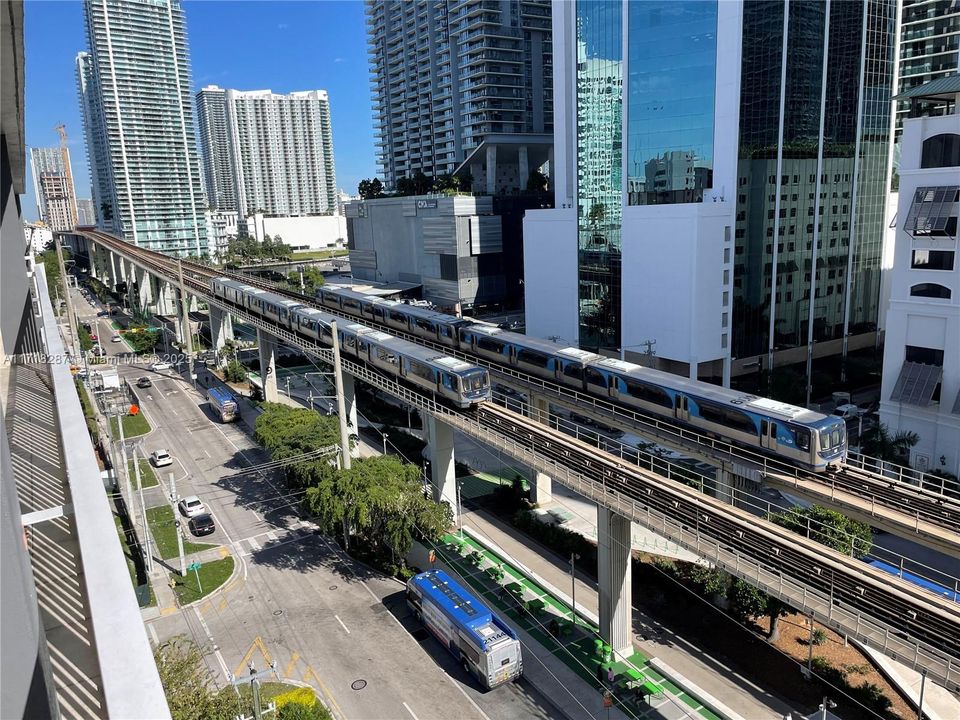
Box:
576 0 623 351
627 1 718 206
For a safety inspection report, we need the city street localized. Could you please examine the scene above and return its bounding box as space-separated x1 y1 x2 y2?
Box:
70 288 559 720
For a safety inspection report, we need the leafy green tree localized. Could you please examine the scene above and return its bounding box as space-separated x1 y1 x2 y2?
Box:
859 422 919 465
358 178 384 199
727 578 792 641
526 169 548 192
411 169 431 195
124 327 159 354
224 359 247 383
769 504 873 559
395 177 415 196
77 322 94 352
254 403 342 470
154 636 236 720
456 171 473 192
288 266 325 294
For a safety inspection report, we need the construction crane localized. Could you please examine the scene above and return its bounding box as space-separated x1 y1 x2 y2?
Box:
54 122 79 228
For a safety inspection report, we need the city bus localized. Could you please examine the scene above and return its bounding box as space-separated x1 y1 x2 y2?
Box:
406 569 522 688
206 386 239 423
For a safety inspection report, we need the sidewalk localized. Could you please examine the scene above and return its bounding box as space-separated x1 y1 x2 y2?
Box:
459 509 794 720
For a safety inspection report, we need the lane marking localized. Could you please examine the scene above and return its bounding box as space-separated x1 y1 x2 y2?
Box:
443 668 492 720
403 702 421 720
193 605 230 679
284 652 300 678
334 615 350 635
267 531 278 541
304 666 344 719
248 536 262 551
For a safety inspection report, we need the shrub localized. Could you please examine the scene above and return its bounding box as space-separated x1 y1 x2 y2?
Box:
851 681 892 713
810 657 847 687
224 359 247 383
811 628 827 646
512 510 597 573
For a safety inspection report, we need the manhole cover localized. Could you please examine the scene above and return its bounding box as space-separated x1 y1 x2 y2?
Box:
273 610 283 616
329 585 338 591
351 679 367 691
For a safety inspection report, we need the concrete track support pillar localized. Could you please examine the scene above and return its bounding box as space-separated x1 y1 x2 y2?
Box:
341 372 359 457
209 305 235 354
715 469 734 505
424 414 457 524
257 328 278 402
598 507 632 658
157 281 176 317
518 145 529 191
485 144 497 195
528 393 553 504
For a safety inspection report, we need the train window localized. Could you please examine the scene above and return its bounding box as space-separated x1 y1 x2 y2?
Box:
344 336 356 349
389 310 408 324
770 422 778 439
517 348 549 368
725 409 756 435
820 429 832 450
376 347 399 366
791 426 811 451
321 326 332 339
585 368 607 388
477 337 505 354
562 363 582 382
442 373 457 391
415 318 436 334
761 419 768 435
357 339 368 353
625 380 672 408
463 370 488 392
440 325 453 339
408 360 434 381
344 300 360 311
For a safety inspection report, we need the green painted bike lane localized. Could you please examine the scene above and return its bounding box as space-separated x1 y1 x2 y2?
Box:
431 533 723 720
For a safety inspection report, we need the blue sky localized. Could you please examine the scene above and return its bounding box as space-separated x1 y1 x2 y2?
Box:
22 0 376 221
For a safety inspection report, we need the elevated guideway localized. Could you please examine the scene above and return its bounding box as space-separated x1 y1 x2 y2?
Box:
72 229 960 552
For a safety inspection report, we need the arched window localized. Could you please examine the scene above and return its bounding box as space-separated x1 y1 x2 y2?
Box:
910 283 952 299
921 134 960 169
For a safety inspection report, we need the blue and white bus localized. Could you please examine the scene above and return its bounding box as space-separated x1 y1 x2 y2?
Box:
207 386 239 423
406 569 522 689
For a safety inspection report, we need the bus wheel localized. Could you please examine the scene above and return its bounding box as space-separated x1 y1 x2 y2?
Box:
414 611 422 623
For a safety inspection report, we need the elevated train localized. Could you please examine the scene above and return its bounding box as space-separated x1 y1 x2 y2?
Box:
211 278 490 409
315 285 847 472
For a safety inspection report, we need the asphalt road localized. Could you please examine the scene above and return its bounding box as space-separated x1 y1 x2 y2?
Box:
71 288 558 720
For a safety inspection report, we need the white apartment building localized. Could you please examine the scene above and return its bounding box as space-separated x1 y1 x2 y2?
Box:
225 89 337 218
880 76 960 478
29 146 78 231
205 210 239 261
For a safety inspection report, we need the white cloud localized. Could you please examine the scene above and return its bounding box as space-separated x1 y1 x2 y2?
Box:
334 57 344 63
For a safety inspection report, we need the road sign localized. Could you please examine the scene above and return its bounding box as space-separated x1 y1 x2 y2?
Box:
129 404 139 415
188 561 203 593
188 561 202 571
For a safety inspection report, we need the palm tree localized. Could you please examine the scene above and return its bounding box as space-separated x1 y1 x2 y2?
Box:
859 422 919 464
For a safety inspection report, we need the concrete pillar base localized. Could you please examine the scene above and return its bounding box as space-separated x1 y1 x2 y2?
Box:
532 471 552 505
425 414 457 523
209 306 235 354
598 507 632 658
257 328 278 402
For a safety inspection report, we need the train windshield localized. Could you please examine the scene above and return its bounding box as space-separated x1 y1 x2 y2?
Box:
462 370 489 392
819 423 845 452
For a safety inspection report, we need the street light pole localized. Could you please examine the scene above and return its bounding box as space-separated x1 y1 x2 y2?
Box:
383 432 389 455
570 553 579 626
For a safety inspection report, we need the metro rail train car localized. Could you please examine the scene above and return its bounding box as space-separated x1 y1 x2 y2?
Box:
312 284 848 471
209 277 490 409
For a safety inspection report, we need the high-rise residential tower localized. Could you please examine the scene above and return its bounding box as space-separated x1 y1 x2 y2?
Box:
224 89 337 218
77 0 207 255
525 0 896 403
365 0 553 190
895 0 960 139
29 145 78 231
76 198 96 226
196 85 236 213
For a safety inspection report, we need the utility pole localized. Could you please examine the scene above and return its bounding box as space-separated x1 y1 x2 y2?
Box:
132 445 153 573
229 662 278 720
115 405 139 559
169 472 186 577
330 320 352 551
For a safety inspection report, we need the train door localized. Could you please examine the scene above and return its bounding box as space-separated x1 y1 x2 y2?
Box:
760 420 778 451
674 395 689 422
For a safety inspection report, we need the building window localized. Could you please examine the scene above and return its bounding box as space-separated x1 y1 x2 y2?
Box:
911 249 954 271
920 134 960 169
909 283 951 299
905 345 944 366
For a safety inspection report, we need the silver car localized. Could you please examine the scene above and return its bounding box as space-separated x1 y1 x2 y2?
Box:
177 495 206 518
150 449 173 467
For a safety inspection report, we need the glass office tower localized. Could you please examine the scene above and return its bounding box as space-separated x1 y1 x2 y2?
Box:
575 1 622 351
78 0 207 256
733 0 896 400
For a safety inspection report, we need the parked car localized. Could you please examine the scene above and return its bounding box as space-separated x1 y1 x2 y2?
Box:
188 513 215 537
97 310 109 317
833 403 861 420
111 334 122 343
150 449 173 467
91 346 105 357
89 334 98 342
136 376 152 388
178 495 206 518
150 361 172 371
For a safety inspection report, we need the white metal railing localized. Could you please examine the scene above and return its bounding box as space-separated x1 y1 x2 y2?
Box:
34 265 171 719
